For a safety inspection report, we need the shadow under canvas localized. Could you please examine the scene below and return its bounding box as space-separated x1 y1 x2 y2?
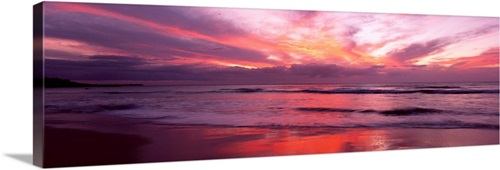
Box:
5 154 33 165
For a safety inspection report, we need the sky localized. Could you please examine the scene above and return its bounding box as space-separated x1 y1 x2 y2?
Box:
42 2 500 85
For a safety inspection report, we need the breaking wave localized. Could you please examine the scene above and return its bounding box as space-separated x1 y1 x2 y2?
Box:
155 121 499 130
296 107 443 116
295 107 498 117
208 88 499 94
45 103 141 114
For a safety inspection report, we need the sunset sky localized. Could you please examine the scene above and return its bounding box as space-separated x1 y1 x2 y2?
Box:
43 2 499 84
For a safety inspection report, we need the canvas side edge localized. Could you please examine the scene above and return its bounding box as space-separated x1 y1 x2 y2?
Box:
33 2 44 168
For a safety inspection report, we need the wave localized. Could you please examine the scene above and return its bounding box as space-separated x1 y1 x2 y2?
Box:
296 107 443 116
209 88 499 94
103 91 170 94
154 121 499 130
296 107 358 113
45 103 141 114
295 107 499 117
97 104 140 111
379 107 442 116
217 88 265 93
99 87 499 95
415 85 461 89
372 121 499 129
414 89 499 94
296 89 499 94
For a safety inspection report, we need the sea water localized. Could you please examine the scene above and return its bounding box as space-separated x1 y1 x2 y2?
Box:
44 82 499 130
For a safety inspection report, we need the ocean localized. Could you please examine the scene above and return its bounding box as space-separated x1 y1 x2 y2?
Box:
45 82 499 129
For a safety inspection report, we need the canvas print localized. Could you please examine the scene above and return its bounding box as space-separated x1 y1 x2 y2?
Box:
33 1 499 168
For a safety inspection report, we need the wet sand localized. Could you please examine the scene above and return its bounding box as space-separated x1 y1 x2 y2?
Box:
44 113 499 167
44 127 150 167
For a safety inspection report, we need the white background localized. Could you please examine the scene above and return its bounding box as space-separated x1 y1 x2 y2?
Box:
0 0 498 169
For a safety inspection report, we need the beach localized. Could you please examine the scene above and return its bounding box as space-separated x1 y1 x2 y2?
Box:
44 112 499 167
42 82 499 167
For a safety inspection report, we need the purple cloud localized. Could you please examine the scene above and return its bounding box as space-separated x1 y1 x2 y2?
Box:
45 55 386 84
43 6 274 65
388 39 447 62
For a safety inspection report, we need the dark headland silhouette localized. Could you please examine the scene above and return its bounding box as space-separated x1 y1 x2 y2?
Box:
45 77 143 88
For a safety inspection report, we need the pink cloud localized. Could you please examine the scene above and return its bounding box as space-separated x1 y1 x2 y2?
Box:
42 2 499 83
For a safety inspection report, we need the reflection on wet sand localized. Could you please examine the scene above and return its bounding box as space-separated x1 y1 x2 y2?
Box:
137 125 499 162
44 113 499 167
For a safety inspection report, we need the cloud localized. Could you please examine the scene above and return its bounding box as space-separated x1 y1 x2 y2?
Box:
45 55 385 84
42 2 498 83
89 4 249 38
45 55 149 80
45 53 498 84
290 64 344 78
382 67 499 83
442 47 499 69
288 63 381 78
388 39 448 62
387 22 498 64
453 24 499 40
44 3 275 67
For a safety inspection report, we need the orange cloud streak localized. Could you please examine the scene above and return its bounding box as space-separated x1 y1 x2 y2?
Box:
44 37 128 58
437 47 499 69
